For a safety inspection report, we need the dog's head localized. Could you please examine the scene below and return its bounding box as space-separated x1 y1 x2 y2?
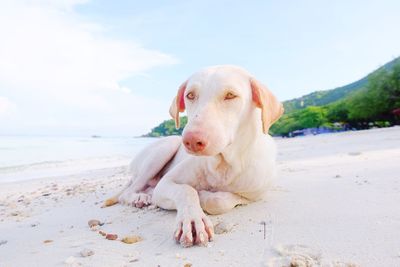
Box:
169 65 283 156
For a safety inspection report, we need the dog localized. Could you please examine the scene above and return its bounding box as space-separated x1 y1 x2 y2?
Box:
104 65 284 247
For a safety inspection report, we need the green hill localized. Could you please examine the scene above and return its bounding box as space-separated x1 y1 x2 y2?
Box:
284 57 399 113
144 57 400 137
283 78 367 113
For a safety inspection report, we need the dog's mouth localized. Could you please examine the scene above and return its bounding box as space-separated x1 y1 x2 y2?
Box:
185 147 228 157
183 143 224 157
184 146 213 156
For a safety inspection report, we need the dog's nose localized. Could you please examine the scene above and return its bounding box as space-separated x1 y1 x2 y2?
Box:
183 132 208 153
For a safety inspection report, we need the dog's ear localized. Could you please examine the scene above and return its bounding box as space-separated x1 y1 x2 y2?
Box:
250 78 284 134
169 80 187 129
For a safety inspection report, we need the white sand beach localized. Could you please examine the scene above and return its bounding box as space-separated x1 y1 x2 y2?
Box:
1 127 400 267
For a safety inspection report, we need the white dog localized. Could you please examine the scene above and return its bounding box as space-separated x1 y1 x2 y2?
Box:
105 65 284 247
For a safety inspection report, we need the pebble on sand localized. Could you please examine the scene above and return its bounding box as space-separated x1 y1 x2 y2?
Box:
102 197 118 208
214 221 234 234
88 219 103 228
121 235 142 244
106 234 118 240
10 211 21 216
80 248 94 257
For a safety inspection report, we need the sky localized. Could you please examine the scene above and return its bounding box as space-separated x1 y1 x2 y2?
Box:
0 0 399 136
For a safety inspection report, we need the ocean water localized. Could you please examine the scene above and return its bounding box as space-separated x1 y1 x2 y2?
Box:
0 136 157 183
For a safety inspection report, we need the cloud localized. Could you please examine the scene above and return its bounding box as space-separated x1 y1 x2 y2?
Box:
0 97 17 117
0 0 177 135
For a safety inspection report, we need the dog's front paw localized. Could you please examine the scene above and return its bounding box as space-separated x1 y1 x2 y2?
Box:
174 210 214 247
118 190 152 208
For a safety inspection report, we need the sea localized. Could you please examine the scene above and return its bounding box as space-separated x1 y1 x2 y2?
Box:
0 136 156 183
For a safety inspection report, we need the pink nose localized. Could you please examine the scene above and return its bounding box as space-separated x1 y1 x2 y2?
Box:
183 132 208 153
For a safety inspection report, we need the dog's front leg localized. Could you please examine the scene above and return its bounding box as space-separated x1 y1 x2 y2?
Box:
152 163 214 247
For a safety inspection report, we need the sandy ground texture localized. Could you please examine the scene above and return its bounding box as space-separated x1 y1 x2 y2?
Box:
1 127 400 267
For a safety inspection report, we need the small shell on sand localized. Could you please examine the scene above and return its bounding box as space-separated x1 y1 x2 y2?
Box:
80 248 94 257
184 263 192 267
214 221 234 234
121 235 142 244
102 197 118 208
106 234 118 240
88 219 103 228
43 240 53 244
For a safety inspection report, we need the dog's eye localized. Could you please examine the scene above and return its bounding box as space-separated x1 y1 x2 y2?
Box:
224 92 237 100
186 92 196 100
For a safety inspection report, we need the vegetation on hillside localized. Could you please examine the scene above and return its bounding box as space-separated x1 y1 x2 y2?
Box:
271 59 400 135
144 58 400 137
144 117 187 137
283 57 400 113
283 77 368 113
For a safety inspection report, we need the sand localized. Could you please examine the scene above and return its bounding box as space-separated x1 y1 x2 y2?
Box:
1 127 400 267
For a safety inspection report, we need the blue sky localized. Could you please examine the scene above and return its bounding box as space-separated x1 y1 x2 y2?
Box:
0 0 399 136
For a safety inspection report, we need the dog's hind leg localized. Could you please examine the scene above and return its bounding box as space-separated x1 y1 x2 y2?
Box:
198 191 250 215
103 136 181 208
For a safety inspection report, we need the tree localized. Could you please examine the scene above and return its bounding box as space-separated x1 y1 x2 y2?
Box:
295 106 327 128
326 101 349 122
270 106 327 136
144 116 188 137
337 59 400 126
